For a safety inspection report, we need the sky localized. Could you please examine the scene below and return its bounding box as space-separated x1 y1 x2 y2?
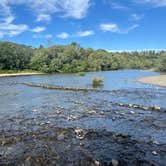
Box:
0 0 166 51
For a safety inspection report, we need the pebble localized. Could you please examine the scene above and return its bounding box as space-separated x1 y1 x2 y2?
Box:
67 115 77 121
111 159 119 166
89 110 97 114
142 107 148 110
153 141 160 145
32 109 40 113
120 112 125 115
129 104 133 108
75 128 87 140
94 160 100 166
152 151 158 155
130 111 135 114
56 110 62 114
40 122 45 126
133 105 139 108
112 117 116 121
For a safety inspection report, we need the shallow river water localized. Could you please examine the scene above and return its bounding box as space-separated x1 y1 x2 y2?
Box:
0 70 166 166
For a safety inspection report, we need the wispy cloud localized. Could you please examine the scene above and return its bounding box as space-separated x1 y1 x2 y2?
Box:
131 14 144 21
57 32 70 39
31 26 46 33
103 0 127 10
0 16 28 38
36 14 51 22
0 1 29 38
32 34 53 39
100 23 139 33
100 23 119 32
77 30 94 37
135 0 166 7
122 24 139 33
109 2 127 9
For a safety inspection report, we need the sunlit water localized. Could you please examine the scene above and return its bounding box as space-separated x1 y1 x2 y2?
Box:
0 70 165 114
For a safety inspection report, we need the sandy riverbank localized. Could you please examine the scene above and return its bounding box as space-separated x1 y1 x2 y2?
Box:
0 73 44 77
137 74 166 87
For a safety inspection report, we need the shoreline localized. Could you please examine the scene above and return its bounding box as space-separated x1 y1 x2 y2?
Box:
0 72 44 77
137 74 166 87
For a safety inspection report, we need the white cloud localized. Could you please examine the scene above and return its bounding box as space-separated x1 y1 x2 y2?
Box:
131 14 143 21
60 0 91 19
36 14 51 22
32 34 53 39
100 23 139 34
77 30 94 37
100 23 119 32
31 26 46 33
2 0 91 23
57 32 70 39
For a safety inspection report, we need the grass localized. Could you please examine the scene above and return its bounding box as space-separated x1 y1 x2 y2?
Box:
92 77 104 88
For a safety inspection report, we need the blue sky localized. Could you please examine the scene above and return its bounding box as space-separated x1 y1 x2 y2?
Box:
0 0 166 51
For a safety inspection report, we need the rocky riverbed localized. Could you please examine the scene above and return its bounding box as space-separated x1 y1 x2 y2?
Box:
0 94 166 166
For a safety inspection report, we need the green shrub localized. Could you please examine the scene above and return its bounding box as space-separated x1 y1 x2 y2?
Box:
92 77 104 87
76 72 86 76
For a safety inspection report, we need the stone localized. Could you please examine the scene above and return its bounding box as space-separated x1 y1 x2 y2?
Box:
111 159 119 166
120 112 125 115
152 151 158 155
67 115 77 121
130 111 135 114
32 109 40 113
94 160 100 166
153 141 160 145
57 133 65 141
75 128 87 140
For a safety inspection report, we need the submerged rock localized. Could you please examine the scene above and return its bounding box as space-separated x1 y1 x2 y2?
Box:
153 141 160 145
57 133 65 141
67 115 77 121
74 128 87 140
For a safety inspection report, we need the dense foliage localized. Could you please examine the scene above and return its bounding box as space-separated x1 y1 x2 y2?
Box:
0 41 166 73
0 41 33 70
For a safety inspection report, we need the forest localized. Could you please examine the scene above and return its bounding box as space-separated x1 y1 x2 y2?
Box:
0 41 166 73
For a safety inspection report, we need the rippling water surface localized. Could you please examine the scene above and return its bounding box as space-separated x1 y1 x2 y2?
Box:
0 70 166 165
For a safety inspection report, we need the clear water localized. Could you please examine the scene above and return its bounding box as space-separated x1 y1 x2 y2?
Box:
0 70 165 115
0 70 166 144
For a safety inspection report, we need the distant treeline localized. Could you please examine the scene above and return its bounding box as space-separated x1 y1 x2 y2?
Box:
0 41 166 73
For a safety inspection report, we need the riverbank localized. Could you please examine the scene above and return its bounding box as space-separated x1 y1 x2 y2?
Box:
0 73 44 77
137 74 166 87
0 70 44 77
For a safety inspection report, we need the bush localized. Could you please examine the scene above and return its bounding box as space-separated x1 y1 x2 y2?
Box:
92 77 104 87
76 72 86 76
